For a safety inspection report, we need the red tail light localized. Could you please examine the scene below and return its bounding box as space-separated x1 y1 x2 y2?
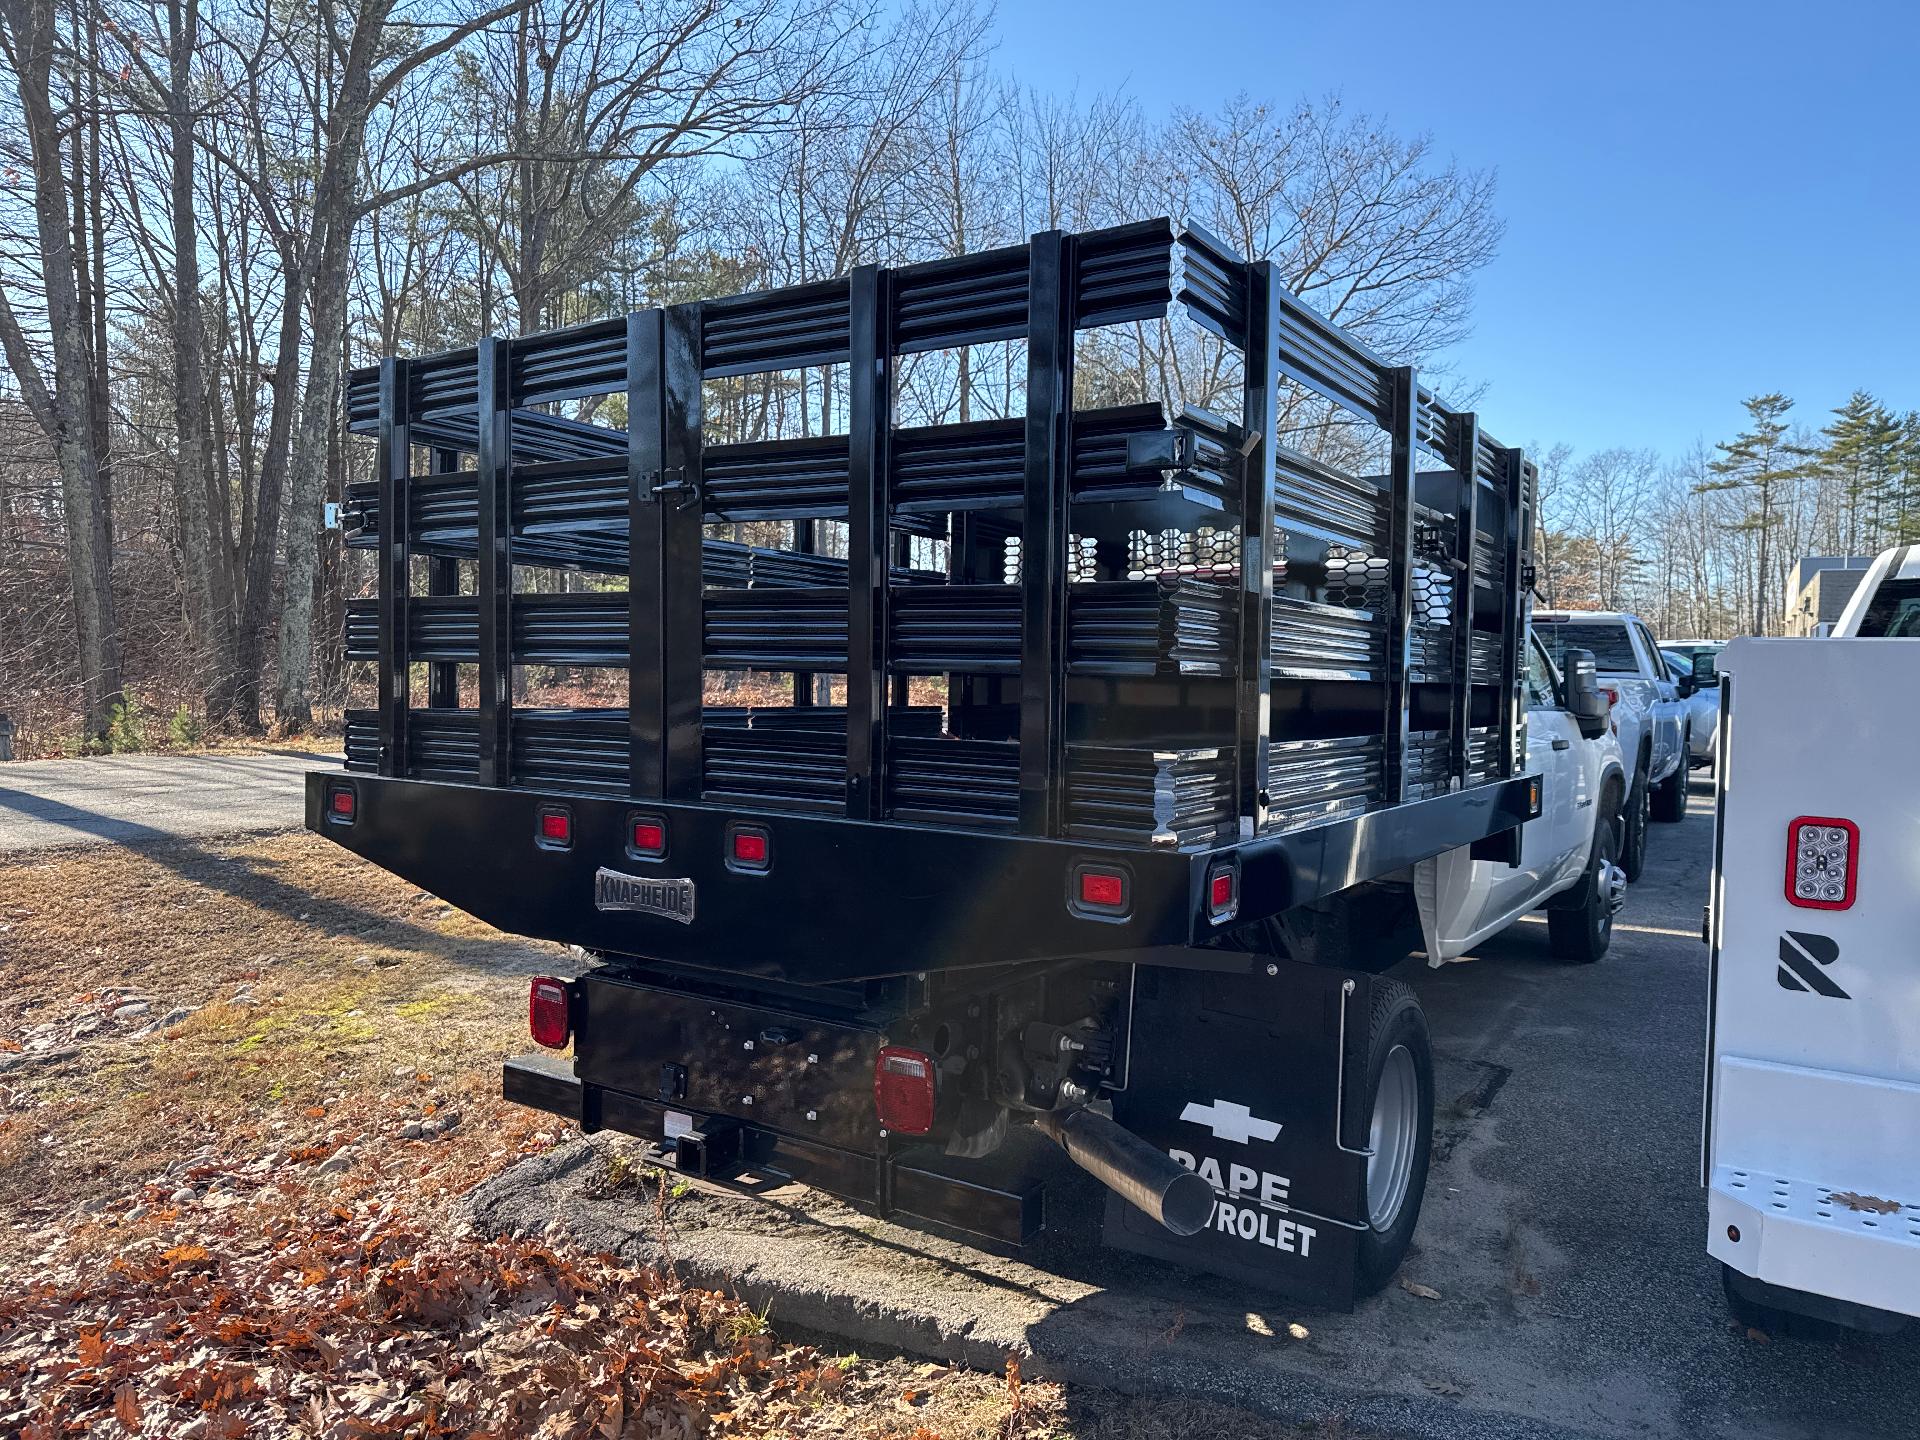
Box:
873 1046 935 1134
1600 686 1620 707
1786 816 1858 910
529 977 572 1049
327 786 355 822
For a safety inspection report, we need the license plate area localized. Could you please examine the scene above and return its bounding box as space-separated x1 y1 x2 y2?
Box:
575 973 885 1152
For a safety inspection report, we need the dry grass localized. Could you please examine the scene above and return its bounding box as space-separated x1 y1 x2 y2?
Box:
0 830 569 1249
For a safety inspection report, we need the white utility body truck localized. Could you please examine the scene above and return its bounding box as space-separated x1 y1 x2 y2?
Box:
1704 544 1920 1333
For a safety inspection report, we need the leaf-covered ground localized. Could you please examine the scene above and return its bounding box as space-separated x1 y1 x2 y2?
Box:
0 829 1340 1439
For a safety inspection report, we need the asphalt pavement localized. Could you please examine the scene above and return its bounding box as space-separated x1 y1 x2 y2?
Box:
471 779 1920 1440
0 750 328 852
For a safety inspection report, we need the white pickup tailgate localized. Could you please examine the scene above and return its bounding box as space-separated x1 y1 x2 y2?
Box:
1707 638 1920 1316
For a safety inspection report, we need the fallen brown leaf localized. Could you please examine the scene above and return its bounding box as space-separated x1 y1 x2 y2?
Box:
1400 1278 1442 1300
113 1380 139 1431
1829 1191 1902 1215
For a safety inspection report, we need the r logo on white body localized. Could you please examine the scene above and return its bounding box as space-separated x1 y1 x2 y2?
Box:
1179 1098 1282 1145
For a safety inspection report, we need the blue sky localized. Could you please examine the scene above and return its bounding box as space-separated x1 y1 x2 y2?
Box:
989 1 1920 460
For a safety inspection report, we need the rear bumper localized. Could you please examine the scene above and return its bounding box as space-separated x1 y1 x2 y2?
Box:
306 769 1537 984
505 1053 1044 1246
1709 1165 1920 1321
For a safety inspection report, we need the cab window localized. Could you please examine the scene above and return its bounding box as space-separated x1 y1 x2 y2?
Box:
1856 579 1920 637
1535 619 1638 672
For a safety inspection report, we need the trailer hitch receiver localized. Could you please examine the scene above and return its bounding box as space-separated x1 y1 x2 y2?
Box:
1038 1105 1215 1236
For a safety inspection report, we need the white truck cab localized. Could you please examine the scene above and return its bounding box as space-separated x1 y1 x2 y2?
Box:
1533 610 1693 882
1831 545 1920 637
1418 633 1629 965
1704 546 1920 1334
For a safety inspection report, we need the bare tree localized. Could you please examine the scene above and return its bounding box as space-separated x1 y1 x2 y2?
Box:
0 0 125 743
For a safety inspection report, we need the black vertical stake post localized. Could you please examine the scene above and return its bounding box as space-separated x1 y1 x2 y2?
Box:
1495 447 1529 777
889 530 911 709
375 357 412 777
1383 366 1419 803
792 518 816 708
947 514 980 737
1018 232 1073 836
660 304 706 801
626 309 667 797
475 338 513 786
1237 261 1280 836
426 447 460 710
1449 413 1481 784
845 266 891 820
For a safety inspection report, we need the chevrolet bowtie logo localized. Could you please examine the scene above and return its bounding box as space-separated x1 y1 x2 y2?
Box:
1179 1098 1282 1145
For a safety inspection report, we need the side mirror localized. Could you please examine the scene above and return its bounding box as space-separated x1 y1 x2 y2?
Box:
1562 647 1611 740
1675 674 1698 699
1692 653 1718 687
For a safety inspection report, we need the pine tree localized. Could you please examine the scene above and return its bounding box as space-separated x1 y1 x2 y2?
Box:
1697 393 1798 635
1806 390 1887 556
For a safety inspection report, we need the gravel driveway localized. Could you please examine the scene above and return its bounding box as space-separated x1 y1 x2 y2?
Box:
0 751 329 853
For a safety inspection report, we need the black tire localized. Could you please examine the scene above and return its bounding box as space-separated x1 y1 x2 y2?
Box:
1619 771 1649 882
1354 981 1434 1297
1651 739 1688 823
1549 813 1618 963
1720 1263 1849 1341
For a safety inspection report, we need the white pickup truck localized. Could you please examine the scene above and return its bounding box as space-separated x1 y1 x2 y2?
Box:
1703 545 1920 1336
1533 610 1694 881
1417 633 1629 965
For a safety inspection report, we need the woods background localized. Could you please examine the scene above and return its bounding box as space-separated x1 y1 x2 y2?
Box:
1 0 1915 757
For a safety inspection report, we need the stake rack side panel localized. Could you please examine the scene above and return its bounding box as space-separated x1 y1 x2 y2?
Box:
343 217 1533 856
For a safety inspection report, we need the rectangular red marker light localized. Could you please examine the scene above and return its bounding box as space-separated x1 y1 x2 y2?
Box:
633 820 665 855
729 824 770 871
329 788 355 821
1078 869 1126 909
536 807 572 849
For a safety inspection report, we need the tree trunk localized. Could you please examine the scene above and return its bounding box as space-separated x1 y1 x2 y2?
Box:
276 181 365 728
0 0 124 742
165 0 233 723
235 254 307 732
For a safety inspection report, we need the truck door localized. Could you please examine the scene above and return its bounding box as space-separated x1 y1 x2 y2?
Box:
1481 639 1586 922
1636 622 1679 777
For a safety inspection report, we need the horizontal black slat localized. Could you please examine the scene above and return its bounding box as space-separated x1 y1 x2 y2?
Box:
702 279 851 378
1063 745 1236 849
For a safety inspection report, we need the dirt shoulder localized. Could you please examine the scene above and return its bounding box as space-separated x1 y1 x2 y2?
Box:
0 831 1333 1439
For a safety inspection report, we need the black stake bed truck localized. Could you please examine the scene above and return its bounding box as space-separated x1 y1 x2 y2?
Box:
312 218 1540 1307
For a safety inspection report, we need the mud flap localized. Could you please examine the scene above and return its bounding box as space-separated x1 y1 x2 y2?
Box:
1103 960 1374 1309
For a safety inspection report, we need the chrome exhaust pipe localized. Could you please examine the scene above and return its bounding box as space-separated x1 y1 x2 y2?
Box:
1037 1105 1216 1236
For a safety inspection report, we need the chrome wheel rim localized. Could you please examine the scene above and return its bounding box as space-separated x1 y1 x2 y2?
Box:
1367 1044 1419 1231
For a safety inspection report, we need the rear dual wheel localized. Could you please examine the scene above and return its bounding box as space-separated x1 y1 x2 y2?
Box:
1651 732 1690 823
1356 981 1434 1296
1619 773 1650 881
1549 815 1620 964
